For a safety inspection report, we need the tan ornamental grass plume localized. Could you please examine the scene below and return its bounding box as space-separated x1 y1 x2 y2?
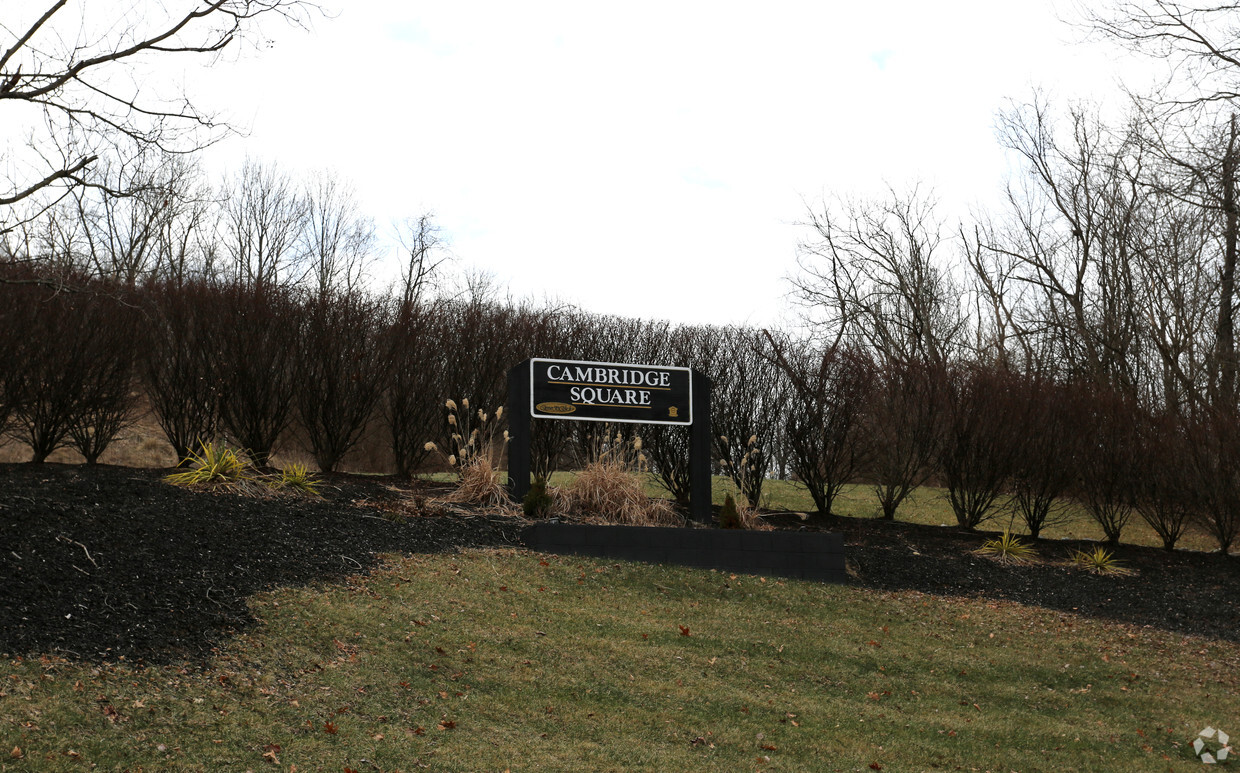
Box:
443 450 513 508
558 460 680 526
556 430 681 527
426 398 512 507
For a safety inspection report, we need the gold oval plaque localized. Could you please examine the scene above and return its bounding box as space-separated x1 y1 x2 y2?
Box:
536 401 576 415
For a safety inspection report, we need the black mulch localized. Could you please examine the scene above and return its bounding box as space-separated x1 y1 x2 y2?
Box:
1 463 1237 666
0 463 522 664
766 511 1240 644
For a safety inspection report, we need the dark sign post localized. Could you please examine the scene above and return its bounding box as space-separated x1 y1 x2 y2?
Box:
508 358 713 523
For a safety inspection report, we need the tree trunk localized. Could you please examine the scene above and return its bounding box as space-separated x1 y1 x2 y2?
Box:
1217 114 1238 408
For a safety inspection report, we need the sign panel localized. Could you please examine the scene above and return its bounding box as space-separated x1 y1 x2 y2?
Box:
529 358 693 425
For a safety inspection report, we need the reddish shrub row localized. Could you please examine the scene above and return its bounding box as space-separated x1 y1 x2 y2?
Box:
2 266 1235 553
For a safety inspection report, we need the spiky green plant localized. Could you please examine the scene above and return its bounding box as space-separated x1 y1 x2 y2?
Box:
1070 546 1133 575
271 462 320 497
163 441 253 487
975 530 1038 564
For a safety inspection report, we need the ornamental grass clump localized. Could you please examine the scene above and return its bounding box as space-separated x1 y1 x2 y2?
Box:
425 399 512 507
718 491 771 530
719 493 742 529
718 434 768 512
975 530 1038 564
164 441 257 490
164 441 322 498
270 462 320 497
1070 546 1133 576
559 429 680 526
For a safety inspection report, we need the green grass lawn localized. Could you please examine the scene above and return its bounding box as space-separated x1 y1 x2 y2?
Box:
424 469 1227 554
3 549 1236 772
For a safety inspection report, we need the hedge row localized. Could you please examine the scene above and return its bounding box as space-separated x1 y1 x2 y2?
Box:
1 267 1237 553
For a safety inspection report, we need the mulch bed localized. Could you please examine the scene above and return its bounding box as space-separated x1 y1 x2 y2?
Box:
768 511 1240 643
1 463 1237 665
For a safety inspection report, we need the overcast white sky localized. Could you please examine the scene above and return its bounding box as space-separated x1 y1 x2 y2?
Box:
193 1 1150 326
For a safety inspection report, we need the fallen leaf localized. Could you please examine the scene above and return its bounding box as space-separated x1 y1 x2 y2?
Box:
323 721 338 734
869 764 883 771
10 746 22 760
679 625 691 636
438 719 456 730
761 743 778 751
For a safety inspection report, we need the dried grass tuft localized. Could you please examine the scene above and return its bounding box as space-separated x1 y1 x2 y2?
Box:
735 501 773 530
557 459 681 527
442 451 513 508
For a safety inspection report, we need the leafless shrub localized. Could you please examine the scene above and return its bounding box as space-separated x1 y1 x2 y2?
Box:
0 263 38 434
767 336 876 515
1132 411 1199 551
384 300 447 476
1073 385 1143 545
938 364 1024 530
210 283 299 466
66 292 144 463
293 289 389 472
4 272 141 463
710 327 788 509
609 322 694 506
1185 408 1240 553
141 279 222 464
1008 377 1086 538
864 357 944 520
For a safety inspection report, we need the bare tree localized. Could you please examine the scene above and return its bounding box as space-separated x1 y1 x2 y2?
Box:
987 97 1147 392
1086 1 1240 109
57 151 212 285
394 213 447 311
792 185 966 366
0 1 316 226
219 158 306 291
1082 2 1240 412
299 170 376 298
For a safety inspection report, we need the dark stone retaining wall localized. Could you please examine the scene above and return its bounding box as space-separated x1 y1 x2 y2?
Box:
520 523 847 584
